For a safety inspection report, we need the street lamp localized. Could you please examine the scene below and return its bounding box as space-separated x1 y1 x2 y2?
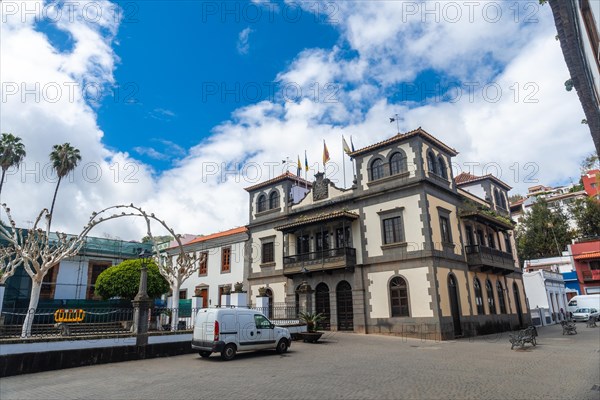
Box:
133 248 153 347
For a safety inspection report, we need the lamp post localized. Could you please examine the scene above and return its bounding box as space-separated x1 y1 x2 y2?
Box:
133 248 153 347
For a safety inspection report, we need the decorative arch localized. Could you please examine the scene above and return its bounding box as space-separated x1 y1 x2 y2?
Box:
315 283 331 330
389 275 409 317
496 281 507 314
371 158 385 180
447 273 462 336
257 194 267 213
336 280 353 331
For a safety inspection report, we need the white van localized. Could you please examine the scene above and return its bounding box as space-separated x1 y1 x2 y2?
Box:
567 294 600 314
192 307 292 360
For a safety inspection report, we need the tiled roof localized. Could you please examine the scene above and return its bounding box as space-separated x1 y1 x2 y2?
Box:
275 211 359 231
244 171 312 192
574 251 600 261
454 172 512 190
348 127 459 157
183 226 248 246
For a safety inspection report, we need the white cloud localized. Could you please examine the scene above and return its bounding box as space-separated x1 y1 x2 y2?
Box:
236 27 253 55
1 0 595 241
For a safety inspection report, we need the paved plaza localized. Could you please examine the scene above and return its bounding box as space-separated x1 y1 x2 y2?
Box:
1 324 599 400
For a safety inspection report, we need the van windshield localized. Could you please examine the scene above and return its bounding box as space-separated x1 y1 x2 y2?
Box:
568 300 577 307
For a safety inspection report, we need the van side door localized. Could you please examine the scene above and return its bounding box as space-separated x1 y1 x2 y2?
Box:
238 313 260 350
253 314 275 348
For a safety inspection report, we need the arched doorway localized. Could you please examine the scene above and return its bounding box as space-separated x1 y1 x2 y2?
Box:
336 281 353 331
265 288 274 319
315 283 331 330
448 274 462 337
513 282 524 327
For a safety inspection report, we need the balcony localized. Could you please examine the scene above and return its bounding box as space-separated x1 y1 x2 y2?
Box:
582 270 600 282
465 245 517 275
283 247 356 276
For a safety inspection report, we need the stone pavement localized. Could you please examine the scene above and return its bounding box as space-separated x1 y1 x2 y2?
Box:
1 323 599 400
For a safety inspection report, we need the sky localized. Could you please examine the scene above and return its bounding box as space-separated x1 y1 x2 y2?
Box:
0 0 596 240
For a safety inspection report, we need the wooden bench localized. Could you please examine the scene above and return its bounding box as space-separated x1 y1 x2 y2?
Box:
509 326 537 349
561 320 577 335
55 321 130 336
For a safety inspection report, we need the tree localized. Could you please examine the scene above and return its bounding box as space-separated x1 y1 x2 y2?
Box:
0 133 26 196
49 143 81 228
509 194 524 204
570 197 600 238
141 235 172 244
94 259 169 300
580 152 599 172
516 199 573 260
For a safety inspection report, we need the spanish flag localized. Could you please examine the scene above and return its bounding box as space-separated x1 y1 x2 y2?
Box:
323 140 330 166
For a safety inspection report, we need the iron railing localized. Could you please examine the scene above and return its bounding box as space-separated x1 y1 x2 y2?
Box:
283 247 356 265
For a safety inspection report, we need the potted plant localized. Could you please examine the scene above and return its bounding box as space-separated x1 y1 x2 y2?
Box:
234 282 244 292
258 286 267 297
298 312 325 343
222 285 231 295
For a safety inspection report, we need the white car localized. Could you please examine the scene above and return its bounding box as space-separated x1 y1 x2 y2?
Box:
571 307 599 322
192 307 292 360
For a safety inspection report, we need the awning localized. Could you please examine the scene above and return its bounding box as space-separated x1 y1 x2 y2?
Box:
275 211 359 232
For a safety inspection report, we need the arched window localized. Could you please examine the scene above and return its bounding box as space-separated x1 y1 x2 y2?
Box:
427 151 438 175
494 189 501 207
371 158 385 180
257 194 266 213
437 156 448 179
390 277 409 317
486 279 496 314
389 152 406 175
496 281 507 314
269 191 280 209
474 278 485 315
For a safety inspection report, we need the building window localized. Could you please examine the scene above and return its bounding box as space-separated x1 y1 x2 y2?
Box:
336 227 352 249
269 191 280 209
296 235 310 255
390 277 409 317
179 289 188 300
474 278 485 315
476 229 485 246
87 262 111 300
581 0 600 71
40 264 60 300
439 215 452 244
221 247 231 273
437 156 448 179
257 194 266 213
262 242 274 263
316 231 330 252
497 281 507 314
465 225 475 246
371 158 385 180
427 151 438 175
486 279 496 314
487 232 495 249
504 233 512 254
383 216 404 245
198 251 208 276
389 152 406 175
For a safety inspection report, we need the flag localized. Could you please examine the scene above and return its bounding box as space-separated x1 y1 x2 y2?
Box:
342 136 351 155
297 155 301 177
323 140 330 166
304 150 309 172
350 136 355 152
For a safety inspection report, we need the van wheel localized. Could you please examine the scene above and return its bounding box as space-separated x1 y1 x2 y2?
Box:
221 344 236 361
199 351 211 358
276 339 288 354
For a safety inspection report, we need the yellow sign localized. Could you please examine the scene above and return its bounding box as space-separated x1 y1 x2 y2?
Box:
54 309 85 323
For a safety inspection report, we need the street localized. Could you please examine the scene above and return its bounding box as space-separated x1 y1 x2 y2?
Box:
1 324 599 400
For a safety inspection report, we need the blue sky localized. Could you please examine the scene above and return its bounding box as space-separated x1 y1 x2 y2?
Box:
1 0 595 238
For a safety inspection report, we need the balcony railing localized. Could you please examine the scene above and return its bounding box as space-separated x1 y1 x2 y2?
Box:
582 270 600 282
464 245 516 274
283 247 356 274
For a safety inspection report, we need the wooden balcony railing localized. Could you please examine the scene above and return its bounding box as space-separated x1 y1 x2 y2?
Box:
283 247 356 275
464 245 517 274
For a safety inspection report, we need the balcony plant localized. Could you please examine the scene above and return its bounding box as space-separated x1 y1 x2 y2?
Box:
298 312 325 343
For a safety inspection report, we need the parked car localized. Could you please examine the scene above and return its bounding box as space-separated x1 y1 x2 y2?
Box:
192 307 292 360
571 308 599 322
566 294 600 314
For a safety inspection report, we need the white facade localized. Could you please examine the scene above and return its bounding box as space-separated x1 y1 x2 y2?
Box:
523 252 574 274
176 228 248 307
523 270 569 326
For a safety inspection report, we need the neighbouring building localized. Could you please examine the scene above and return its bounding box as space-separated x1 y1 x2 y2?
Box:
582 169 600 199
570 237 600 294
2 235 151 308
244 128 528 340
550 0 600 153
522 270 569 326
522 252 579 299
171 227 248 307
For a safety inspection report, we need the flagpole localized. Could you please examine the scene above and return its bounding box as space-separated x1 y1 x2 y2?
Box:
342 137 347 188
350 136 356 185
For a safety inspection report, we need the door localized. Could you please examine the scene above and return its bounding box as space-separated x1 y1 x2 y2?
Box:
200 289 208 308
448 274 462 337
315 283 331 330
336 281 353 331
513 283 524 327
253 314 275 348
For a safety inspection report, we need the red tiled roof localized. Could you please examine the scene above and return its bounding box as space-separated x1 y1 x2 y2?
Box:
244 171 312 192
454 172 512 190
184 226 248 246
510 198 526 207
574 251 600 261
275 211 359 231
348 127 459 157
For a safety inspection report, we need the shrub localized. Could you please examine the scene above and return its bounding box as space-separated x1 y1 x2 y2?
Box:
95 259 169 300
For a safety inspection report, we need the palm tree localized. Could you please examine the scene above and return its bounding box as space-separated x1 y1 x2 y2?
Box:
0 133 26 196
49 143 81 227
